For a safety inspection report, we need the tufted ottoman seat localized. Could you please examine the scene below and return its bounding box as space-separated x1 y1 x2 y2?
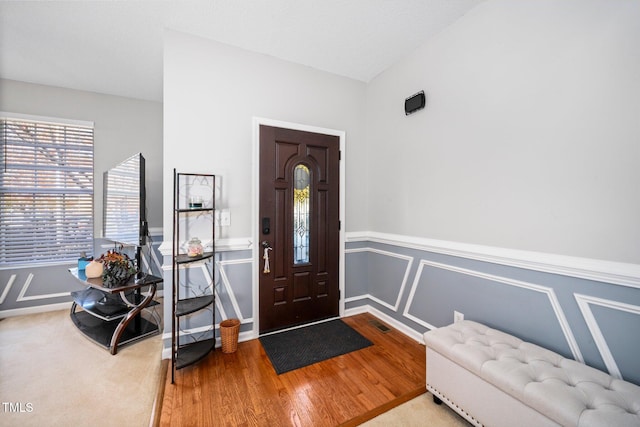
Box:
423 320 640 427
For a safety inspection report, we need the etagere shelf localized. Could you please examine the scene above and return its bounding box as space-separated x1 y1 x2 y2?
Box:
171 170 216 383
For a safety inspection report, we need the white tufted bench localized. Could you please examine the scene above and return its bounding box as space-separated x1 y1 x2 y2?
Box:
423 320 640 427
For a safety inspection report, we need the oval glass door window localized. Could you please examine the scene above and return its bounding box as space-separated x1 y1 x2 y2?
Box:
293 164 310 264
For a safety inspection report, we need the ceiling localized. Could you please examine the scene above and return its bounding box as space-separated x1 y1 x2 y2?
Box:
0 0 483 102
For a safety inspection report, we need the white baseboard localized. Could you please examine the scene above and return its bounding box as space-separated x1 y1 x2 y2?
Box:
0 302 73 318
161 329 254 360
344 303 425 344
2 291 163 319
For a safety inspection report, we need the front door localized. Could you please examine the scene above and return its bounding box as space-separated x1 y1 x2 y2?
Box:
259 125 340 333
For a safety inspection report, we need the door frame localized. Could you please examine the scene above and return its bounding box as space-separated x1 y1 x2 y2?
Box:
251 117 346 336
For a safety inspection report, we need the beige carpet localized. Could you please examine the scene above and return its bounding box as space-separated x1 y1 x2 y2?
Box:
0 308 163 427
361 392 471 426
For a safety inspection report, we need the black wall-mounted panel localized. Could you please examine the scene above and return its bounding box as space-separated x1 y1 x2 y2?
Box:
405 91 426 115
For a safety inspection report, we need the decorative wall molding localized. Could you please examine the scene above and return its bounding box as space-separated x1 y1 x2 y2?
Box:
348 241 588 362
344 294 369 304
574 294 640 380
141 240 163 275
404 259 583 362
161 257 253 320
0 275 16 305
1 238 163 313
15 273 70 302
197 261 226 320
216 258 253 323
345 247 414 311
346 231 640 289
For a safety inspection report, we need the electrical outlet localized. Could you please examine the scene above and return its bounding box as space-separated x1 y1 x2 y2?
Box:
454 310 464 323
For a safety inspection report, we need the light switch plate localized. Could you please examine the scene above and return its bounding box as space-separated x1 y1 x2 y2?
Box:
220 209 230 226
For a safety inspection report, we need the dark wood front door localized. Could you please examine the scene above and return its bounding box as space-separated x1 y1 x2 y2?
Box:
259 125 340 333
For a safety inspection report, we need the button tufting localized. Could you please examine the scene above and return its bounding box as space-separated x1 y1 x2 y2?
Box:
424 320 640 427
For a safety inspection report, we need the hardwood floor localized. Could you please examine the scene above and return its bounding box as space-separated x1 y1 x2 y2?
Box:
159 313 426 426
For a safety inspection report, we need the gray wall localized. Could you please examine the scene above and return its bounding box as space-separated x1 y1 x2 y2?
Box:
160 237 640 387
159 2 640 387
163 30 366 238
347 0 640 384
351 1 639 387
161 30 365 348
364 0 640 264
0 79 163 314
3 1 638 390
0 79 163 235
344 236 640 386
0 234 164 314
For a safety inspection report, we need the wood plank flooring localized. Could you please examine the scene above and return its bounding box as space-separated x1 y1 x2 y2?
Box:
159 312 426 426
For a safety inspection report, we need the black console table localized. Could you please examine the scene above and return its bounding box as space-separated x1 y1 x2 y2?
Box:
69 268 162 354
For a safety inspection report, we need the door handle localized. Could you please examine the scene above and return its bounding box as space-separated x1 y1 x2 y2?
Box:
262 241 272 274
262 217 270 235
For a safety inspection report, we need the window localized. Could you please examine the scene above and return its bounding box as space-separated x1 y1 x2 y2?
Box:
1 113 94 266
293 163 310 264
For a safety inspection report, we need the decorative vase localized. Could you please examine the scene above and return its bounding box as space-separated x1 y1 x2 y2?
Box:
188 237 204 257
85 260 104 278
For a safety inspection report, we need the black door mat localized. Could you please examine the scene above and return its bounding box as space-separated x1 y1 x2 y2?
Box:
259 319 373 374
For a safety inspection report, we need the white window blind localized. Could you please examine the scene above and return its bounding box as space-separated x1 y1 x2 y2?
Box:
1 115 94 266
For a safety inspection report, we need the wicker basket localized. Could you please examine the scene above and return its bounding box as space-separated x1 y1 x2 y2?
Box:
220 318 240 353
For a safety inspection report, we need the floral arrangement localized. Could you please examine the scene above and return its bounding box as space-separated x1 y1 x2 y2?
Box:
96 250 136 287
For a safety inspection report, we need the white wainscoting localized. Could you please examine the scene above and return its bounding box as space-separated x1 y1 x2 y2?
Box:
347 231 640 289
344 231 640 383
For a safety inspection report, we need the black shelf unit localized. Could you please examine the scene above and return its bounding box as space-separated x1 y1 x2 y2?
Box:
68 270 162 354
171 170 216 383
